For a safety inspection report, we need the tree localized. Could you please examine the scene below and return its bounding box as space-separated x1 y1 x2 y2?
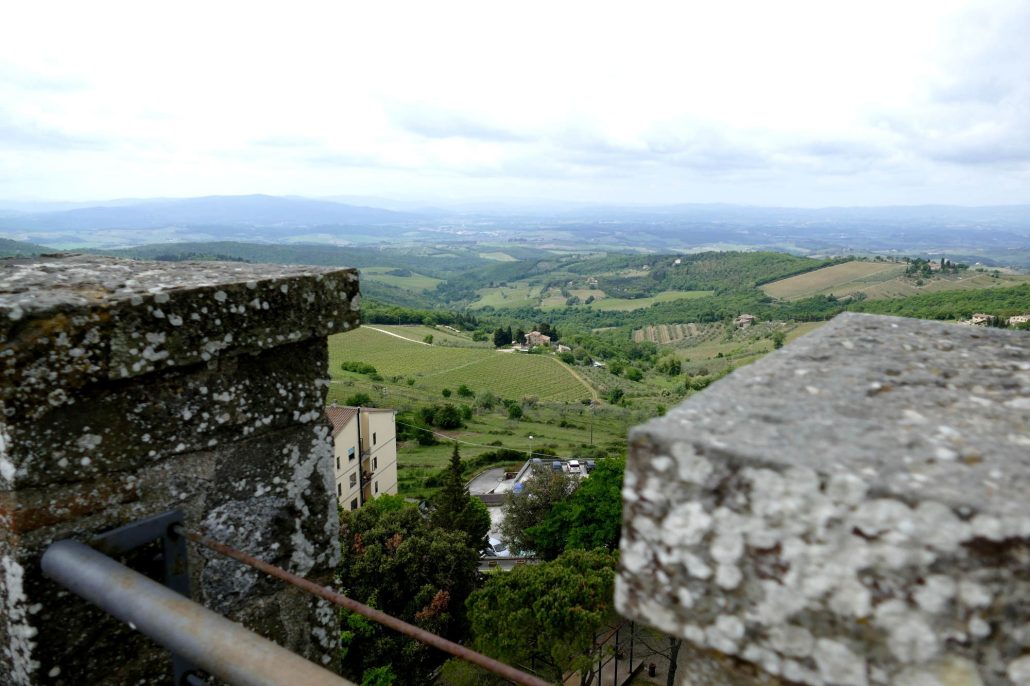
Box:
457 384 474 398
433 404 463 430
467 549 617 686
442 388 452 398
526 458 624 560
423 334 434 344
506 403 523 421
605 388 624 405
772 330 786 349
492 328 511 348
346 392 374 407
500 469 576 554
430 444 491 551
338 497 481 685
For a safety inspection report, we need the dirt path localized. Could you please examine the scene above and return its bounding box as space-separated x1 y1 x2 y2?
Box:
364 326 431 345
552 357 600 401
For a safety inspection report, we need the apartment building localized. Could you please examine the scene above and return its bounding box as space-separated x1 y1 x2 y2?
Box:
326 405 398 510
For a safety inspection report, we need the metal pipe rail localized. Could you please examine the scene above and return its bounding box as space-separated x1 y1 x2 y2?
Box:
41 540 355 686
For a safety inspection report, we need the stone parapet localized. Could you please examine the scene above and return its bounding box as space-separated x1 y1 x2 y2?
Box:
0 255 359 684
616 313 1030 686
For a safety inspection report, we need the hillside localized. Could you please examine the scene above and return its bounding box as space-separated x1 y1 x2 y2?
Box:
0 237 51 257
763 260 1030 301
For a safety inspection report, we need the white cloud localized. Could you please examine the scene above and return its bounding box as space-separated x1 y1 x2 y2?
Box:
0 0 1027 205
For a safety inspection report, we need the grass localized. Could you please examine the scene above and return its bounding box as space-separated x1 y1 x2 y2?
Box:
469 284 544 309
366 324 491 348
359 267 443 292
761 261 1030 301
478 252 518 262
329 327 594 402
588 290 714 311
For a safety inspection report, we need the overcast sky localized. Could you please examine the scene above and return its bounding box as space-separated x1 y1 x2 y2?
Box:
1 1 1028 207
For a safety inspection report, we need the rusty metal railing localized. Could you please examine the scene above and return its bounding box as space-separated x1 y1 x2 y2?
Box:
42 510 552 686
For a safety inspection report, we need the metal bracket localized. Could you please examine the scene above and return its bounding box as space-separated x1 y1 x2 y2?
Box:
91 510 203 685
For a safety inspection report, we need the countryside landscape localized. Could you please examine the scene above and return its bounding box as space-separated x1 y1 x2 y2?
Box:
4 2 1030 682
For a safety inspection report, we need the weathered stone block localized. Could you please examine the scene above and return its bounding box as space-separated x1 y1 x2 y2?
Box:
0 255 359 685
617 313 1030 686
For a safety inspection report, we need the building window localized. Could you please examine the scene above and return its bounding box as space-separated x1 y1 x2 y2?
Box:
349 473 357 488
373 432 377 445
336 456 340 470
350 499 358 510
348 447 355 461
373 456 378 471
374 481 379 494
337 483 342 496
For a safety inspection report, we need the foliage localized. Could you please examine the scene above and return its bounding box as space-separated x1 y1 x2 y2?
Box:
772 330 786 349
418 403 463 430
500 469 577 554
467 549 617 685
442 388 452 398
341 361 379 375
423 334 434 344
338 498 481 685
605 388 624 405
850 283 1030 321
345 392 375 407
558 351 575 364
361 666 397 686
457 384 474 397
429 444 491 550
506 403 523 420
527 459 625 560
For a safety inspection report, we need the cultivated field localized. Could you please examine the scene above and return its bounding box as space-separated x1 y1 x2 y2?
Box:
328 327 594 401
478 251 518 262
588 290 714 311
633 323 703 344
359 267 443 292
469 284 544 309
761 262 905 300
366 324 491 348
762 262 1030 301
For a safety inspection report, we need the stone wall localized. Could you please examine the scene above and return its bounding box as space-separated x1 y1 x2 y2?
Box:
616 313 1030 686
0 255 359 685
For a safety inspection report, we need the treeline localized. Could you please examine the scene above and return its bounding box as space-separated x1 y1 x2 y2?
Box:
850 283 1030 320
362 300 479 327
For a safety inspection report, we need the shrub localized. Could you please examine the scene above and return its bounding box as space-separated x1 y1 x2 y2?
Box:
457 384 474 398
340 361 378 375
345 393 374 407
507 404 523 420
442 388 452 398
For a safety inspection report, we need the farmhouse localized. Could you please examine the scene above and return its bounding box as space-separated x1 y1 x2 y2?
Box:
525 330 551 346
556 344 571 353
735 313 757 328
1008 313 1030 326
964 313 996 326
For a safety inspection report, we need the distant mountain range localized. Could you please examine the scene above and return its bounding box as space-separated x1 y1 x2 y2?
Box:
1 194 1028 267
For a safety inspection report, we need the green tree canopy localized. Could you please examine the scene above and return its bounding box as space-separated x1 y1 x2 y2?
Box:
338 496 481 685
499 469 576 554
527 458 624 560
430 444 491 551
467 549 617 685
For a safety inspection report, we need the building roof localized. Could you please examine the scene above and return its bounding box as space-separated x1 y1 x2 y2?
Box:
326 406 359 437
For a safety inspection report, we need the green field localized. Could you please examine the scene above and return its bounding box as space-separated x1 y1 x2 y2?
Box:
360 267 443 292
366 324 490 347
478 252 518 262
469 284 544 309
762 261 1030 301
588 290 714 311
329 327 594 401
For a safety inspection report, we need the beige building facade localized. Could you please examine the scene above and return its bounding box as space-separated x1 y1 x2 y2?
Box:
326 405 398 510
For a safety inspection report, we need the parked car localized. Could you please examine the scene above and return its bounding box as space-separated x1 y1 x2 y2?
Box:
484 536 511 558
584 460 596 473
551 460 563 472
568 459 581 474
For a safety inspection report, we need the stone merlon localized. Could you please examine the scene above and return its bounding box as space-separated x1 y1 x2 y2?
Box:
617 313 1030 686
1 255 359 684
